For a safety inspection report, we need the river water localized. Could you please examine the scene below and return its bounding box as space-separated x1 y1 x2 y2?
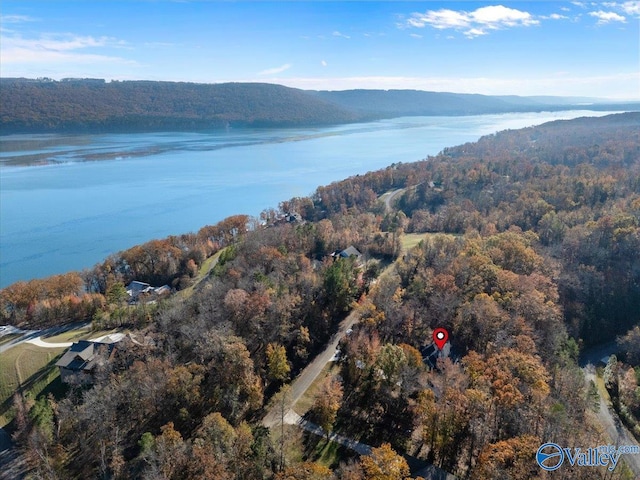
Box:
0 111 617 287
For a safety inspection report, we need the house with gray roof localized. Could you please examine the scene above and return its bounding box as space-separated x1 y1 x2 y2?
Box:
55 338 120 384
331 246 363 262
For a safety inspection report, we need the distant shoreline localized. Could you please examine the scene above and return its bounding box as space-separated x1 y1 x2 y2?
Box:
1 103 637 136
2 78 638 135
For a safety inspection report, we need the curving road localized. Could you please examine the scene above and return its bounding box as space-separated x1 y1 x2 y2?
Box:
380 188 406 212
581 343 640 478
0 322 90 354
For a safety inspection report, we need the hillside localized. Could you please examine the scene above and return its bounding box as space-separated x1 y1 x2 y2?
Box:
1 78 638 134
312 89 519 116
0 79 359 133
312 89 639 117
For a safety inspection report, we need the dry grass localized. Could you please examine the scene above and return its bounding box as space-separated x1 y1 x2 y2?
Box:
39 327 116 344
0 343 65 427
0 334 21 347
177 248 226 299
401 232 460 253
401 233 430 253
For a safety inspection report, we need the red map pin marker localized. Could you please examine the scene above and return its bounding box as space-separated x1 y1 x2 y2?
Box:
433 328 449 350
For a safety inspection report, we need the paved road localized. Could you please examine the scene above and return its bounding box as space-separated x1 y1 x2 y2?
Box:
263 309 360 428
581 343 640 478
0 327 38 354
283 410 372 455
0 322 90 354
380 188 406 212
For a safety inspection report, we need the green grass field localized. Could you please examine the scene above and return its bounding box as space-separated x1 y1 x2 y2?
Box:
401 233 430 253
0 344 65 427
178 248 226 299
401 232 460 253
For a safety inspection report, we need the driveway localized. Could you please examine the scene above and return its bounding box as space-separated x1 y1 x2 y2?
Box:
263 309 360 428
0 322 90 354
380 188 406 212
581 343 640 478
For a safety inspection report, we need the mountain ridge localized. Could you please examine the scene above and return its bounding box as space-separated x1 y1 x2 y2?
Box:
1 77 638 134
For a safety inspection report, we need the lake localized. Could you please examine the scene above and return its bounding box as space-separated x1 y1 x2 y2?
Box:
0 111 618 288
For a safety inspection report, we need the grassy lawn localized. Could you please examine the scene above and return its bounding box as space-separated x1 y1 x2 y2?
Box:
308 436 347 469
269 424 306 466
0 333 20 347
198 250 223 278
401 233 430 253
594 369 613 405
401 232 460 253
0 343 65 427
178 248 226 299
40 327 117 344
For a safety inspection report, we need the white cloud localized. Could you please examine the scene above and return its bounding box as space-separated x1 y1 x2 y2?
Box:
321 60 327 67
0 14 37 24
547 13 569 20
603 1 640 16
0 32 135 67
408 9 470 29
258 63 291 75
406 5 539 38
470 5 538 26
409 33 423 39
465 28 488 38
620 1 640 15
589 10 626 23
332 31 351 39
144 41 177 48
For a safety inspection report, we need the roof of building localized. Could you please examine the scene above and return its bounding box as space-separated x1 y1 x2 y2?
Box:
55 340 117 372
126 281 152 293
420 342 451 369
339 246 362 258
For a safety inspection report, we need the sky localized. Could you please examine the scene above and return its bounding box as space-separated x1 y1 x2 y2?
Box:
1 1 639 99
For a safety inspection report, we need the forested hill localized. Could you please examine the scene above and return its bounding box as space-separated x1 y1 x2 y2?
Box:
311 88 639 117
2 77 638 133
0 79 359 133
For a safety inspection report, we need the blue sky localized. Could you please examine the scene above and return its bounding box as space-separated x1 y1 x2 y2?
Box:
1 1 638 98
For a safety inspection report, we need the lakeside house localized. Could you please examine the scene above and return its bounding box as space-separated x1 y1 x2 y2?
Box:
125 281 171 303
420 341 451 370
331 246 363 262
55 334 125 384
